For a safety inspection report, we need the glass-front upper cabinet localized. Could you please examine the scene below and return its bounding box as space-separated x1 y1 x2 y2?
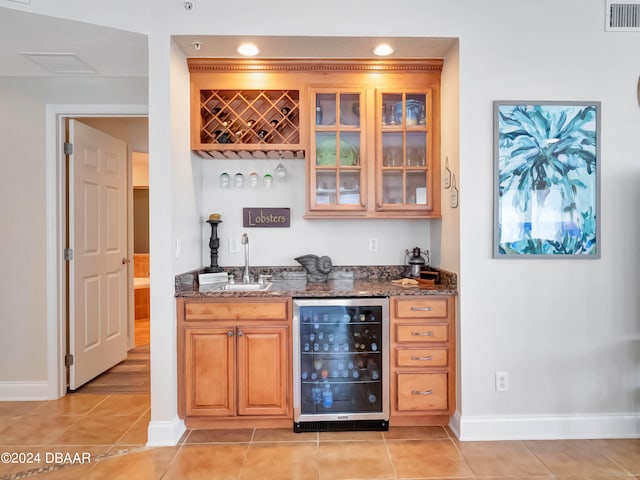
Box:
308 88 365 213
377 90 435 214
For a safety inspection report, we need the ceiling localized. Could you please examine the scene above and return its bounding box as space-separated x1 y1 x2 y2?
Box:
0 7 147 76
173 35 457 60
0 7 456 77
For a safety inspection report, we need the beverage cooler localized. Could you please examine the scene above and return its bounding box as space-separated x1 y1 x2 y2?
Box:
293 298 389 432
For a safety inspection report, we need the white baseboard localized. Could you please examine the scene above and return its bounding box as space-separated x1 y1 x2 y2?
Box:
455 411 640 441
146 418 186 447
0 381 51 400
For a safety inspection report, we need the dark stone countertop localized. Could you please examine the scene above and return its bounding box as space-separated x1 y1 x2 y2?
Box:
175 265 457 299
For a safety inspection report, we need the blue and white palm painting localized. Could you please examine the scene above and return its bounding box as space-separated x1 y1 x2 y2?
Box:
496 103 598 256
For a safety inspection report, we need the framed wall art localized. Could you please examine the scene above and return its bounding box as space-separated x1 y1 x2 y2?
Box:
494 101 600 258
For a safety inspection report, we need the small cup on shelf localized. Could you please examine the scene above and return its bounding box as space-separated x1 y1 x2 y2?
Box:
263 173 273 189
219 172 230 188
234 173 244 188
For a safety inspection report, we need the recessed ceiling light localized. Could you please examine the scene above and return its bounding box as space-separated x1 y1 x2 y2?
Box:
237 43 259 56
373 44 394 56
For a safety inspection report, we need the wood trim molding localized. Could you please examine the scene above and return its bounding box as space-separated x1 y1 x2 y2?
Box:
188 58 443 73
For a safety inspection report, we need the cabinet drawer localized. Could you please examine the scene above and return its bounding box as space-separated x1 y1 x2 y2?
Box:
395 298 447 318
396 348 447 367
396 324 448 343
397 373 447 411
185 301 287 321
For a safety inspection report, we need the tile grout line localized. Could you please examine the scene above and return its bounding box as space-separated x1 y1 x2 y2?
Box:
159 436 189 479
518 440 571 478
235 428 255 480
437 433 478 479
382 433 399 480
108 406 151 447
586 438 637 478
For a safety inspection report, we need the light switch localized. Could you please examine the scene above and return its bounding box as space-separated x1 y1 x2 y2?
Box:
229 236 240 253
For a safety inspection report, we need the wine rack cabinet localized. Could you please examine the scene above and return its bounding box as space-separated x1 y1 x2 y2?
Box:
198 89 300 148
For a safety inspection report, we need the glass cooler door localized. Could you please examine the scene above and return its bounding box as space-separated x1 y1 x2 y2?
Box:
293 298 389 423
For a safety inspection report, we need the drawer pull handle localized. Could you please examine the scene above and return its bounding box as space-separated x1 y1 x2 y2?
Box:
411 331 433 337
412 389 433 395
227 330 234 337
410 306 433 312
411 355 432 361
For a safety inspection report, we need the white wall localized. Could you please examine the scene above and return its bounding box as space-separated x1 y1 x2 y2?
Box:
0 77 147 393
200 159 430 268
454 2 640 439
159 0 640 440
4 0 640 442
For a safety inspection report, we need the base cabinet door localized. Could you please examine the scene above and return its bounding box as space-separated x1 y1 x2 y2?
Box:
178 298 292 425
184 327 235 416
237 325 289 416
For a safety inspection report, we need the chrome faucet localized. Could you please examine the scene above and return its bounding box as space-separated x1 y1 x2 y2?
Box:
241 233 250 283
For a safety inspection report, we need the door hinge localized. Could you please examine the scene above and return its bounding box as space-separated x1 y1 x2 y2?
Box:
63 248 73 261
64 354 74 367
64 142 73 155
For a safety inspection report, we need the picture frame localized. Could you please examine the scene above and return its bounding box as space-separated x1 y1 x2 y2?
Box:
493 101 601 258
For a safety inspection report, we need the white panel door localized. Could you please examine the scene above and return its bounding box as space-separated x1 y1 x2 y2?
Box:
69 120 129 390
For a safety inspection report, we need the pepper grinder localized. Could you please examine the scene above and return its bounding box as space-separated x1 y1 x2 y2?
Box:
205 215 223 273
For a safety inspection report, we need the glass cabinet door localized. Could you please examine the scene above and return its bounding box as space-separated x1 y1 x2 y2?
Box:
310 89 365 211
377 91 432 211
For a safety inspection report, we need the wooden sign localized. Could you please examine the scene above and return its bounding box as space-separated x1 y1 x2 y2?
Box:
243 208 290 228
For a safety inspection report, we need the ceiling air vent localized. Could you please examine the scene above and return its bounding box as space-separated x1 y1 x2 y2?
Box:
606 1 640 31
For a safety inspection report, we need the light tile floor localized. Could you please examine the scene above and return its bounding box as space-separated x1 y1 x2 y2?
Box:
0 393 639 479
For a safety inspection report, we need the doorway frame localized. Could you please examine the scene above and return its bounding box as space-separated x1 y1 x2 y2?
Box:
45 104 148 399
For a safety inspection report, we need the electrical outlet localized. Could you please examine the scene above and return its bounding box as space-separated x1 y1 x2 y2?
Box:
495 371 509 392
368 237 379 252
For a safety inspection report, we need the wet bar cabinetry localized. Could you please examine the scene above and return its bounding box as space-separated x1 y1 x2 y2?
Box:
177 297 292 428
390 296 456 425
188 59 442 217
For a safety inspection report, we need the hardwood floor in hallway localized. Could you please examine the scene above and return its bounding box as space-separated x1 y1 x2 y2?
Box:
70 318 150 395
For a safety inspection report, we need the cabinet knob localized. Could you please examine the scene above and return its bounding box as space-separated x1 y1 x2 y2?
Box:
237 330 244 337
411 389 433 395
227 330 234 337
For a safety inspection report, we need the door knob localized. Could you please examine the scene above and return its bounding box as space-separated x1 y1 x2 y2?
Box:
121 257 131 265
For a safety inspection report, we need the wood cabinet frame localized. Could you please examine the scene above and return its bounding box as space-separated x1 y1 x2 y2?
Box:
389 295 456 426
177 297 293 429
188 59 442 218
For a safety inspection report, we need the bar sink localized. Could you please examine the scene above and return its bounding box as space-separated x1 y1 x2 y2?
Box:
219 282 272 291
